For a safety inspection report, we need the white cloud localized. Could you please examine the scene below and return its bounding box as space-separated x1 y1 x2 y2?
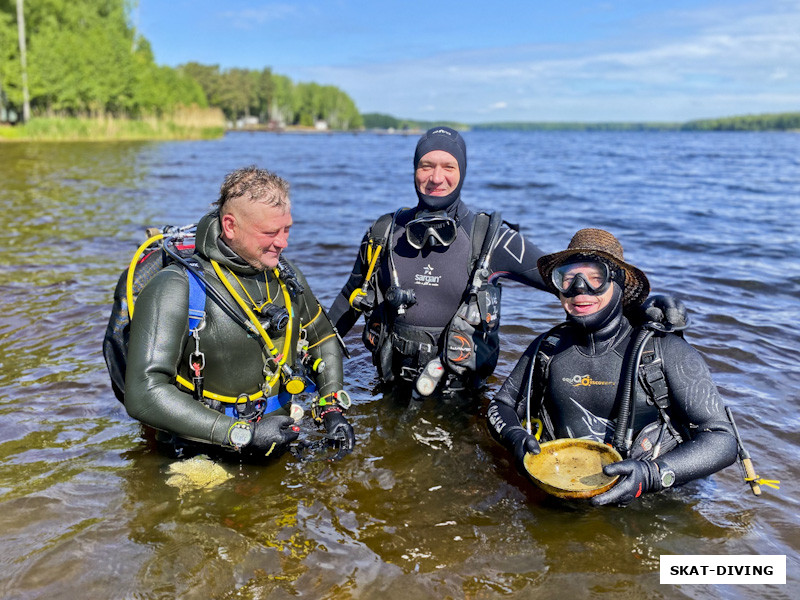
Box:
288 3 800 121
220 4 300 29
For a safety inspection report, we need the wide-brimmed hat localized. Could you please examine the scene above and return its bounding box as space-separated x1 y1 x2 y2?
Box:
537 228 650 307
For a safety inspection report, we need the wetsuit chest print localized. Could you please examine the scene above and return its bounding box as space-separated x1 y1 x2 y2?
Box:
414 263 442 287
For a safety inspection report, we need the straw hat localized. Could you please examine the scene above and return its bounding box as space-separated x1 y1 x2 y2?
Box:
537 228 650 307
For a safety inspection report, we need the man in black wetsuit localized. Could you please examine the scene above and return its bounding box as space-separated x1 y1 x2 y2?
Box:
328 126 550 395
487 228 738 505
329 127 686 397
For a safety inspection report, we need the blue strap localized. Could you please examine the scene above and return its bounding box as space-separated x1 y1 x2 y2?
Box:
185 267 206 331
223 390 293 418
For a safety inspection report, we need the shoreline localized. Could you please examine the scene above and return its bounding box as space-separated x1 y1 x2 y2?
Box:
230 125 423 135
3 121 796 143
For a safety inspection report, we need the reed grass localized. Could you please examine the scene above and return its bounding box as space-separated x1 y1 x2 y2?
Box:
0 106 226 141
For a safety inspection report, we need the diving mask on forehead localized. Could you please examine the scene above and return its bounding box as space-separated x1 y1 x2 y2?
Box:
405 211 458 250
552 260 614 298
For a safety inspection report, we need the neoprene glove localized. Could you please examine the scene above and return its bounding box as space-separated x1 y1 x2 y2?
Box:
641 294 688 332
250 415 299 456
488 401 540 471
591 458 661 506
507 426 540 471
322 409 355 460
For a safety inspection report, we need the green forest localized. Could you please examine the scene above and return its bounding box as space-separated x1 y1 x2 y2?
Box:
0 0 362 138
363 112 800 132
180 63 361 130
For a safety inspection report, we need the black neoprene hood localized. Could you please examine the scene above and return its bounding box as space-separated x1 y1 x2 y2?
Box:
413 126 467 210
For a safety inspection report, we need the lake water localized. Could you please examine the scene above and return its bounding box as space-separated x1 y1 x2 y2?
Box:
0 130 798 599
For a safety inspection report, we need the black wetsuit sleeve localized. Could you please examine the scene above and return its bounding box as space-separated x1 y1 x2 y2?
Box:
293 264 345 399
488 339 540 442
328 230 371 337
652 335 738 485
124 268 234 446
487 226 548 291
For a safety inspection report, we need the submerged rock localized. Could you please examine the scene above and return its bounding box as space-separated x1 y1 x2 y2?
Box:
165 455 233 494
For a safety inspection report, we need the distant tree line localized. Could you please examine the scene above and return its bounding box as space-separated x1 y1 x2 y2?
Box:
0 0 363 130
180 63 362 129
365 112 800 133
472 121 681 131
362 112 467 131
680 112 800 131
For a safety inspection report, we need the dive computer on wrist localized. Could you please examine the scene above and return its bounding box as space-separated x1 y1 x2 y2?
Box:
335 389 352 410
228 421 253 449
659 467 676 488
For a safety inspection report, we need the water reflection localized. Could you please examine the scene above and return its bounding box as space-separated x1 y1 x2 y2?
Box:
0 132 797 598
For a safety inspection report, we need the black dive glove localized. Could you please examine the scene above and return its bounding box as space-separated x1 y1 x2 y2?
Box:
505 426 541 472
641 294 688 332
488 402 540 471
322 408 355 460
591 458 661 506
250 415 299 456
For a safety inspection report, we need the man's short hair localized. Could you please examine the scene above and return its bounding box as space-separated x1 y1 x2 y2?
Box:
216 166 290 211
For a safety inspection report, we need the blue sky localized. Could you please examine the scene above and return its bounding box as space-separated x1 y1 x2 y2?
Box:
136 0 800 123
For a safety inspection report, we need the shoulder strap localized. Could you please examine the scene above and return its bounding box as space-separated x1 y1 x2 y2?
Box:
638 333 670 409
470 212 491 270
469 211 502 273
526 323 567 441
535 323 568 380
370 211 399 245
184 263 206 332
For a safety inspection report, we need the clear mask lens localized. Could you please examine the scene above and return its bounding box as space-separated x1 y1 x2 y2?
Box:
552 261 611 297
405 213 457 250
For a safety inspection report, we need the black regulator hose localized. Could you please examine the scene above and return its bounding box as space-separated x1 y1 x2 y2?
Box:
613 327 654 453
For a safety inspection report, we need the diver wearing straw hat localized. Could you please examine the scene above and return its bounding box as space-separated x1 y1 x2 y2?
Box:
487 228 737 506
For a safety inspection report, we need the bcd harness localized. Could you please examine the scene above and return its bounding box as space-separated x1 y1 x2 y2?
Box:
523 322 777 495
176 258 303 418
103 225 338 420
348 208 505 382
523 322 683 461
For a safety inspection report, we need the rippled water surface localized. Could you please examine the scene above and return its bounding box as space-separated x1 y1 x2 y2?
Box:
1 131 798 599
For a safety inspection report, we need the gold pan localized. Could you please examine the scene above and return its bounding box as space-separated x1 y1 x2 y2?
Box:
523 438 623 499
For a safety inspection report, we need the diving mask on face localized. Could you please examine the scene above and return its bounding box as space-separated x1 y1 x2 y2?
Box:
405 212 458 250
552 260 613 297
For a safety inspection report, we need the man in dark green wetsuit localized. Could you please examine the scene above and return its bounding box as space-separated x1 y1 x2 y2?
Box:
125 166 354 458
